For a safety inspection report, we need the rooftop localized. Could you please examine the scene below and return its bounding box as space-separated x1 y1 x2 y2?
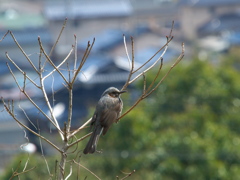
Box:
44 0 133 20
180 0 240 7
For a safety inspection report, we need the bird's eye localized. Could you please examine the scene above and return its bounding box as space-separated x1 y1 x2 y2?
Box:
110 92 118 97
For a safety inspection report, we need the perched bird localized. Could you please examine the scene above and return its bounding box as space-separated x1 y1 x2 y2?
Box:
83 87 126 154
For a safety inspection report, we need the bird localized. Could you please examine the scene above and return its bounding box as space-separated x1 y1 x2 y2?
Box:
83 87 126 154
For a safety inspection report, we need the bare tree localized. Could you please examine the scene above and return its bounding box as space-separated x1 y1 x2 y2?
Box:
1 20 184 179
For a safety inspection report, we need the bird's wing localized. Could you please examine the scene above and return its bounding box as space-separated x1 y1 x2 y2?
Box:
95 97 122 135
89 112 97 130
98 108 118 135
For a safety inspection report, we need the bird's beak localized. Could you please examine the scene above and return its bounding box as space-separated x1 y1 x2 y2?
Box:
119 90 127 94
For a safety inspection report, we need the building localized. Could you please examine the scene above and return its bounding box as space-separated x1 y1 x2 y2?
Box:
179 0 240 40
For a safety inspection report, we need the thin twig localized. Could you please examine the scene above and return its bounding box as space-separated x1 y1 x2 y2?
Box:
21 138 30 172
119 170 136 180
69 117 92 138
144 42 185 98
66 85 73 138
21 90 62 132
37 119 53 177
6 62 22 91
71 38 95 84
18 105 37 130
117 95 143 121
9 160 21 180
68 132 92 148
142 73 146 94
43 46 74 80
48 17 68 58
66 135 79 154
122 36 135 90
9 160 36 180
129 38 170 85
38 36 69 85
9 31 39 74
17 166 36 176
132 36 173 74
5 53 40 88
168 20 175 38
145 57 163 93
39 63 64 140
73 160 101 180
2 98 62 153
0 30 9 42
118 22 184 121
54 160 59 180
74 34 78 71
123 34 132 71
76 154 81 180
5 62 63 132
65 163 73 180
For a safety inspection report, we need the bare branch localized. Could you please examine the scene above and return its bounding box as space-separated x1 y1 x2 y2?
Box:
9 31 39 74
117 94 143 121
43 46 74 80
1 98 62 153
6 61 63 132
6 62 63 133
74 34 78 71
66 87 73 137
71 38 95 84
9 160 36 180
38 120 53 177
122 36 135 91
116 170 136 180
69 117 92 138
49 17 68 57
123 34 132 71
133 36 173 74
73 160 101 180
121 24 174 92
38 36 69 85
2 19 183 179
39 64 64 140
118 22 184 121
68 132 92 148
25 91 62 131
6 62 22 91
0 30 9 42
15 166 36 177
18 105 37 130
145 57 163 93
144 42 185 98
129 37 170 85
142 72 146 94
168 20 175 38
9 160 21 180
65 163 73 180
5 53 40 88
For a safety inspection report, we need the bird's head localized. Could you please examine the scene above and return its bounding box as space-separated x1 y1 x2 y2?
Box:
102 87 127 98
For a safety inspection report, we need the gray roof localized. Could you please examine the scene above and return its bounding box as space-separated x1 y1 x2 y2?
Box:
78 29 127 52
83 72 129 84
198 13 240 36
44 0 133 20
180 0 240 7
0 28 52 47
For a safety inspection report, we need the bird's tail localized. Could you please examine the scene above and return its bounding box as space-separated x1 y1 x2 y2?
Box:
83 126 103 154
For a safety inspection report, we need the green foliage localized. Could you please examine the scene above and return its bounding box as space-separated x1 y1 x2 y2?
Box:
3 56 240 179
81 58 240 179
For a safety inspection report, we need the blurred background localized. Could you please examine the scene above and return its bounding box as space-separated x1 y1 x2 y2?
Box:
1 0 240 179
